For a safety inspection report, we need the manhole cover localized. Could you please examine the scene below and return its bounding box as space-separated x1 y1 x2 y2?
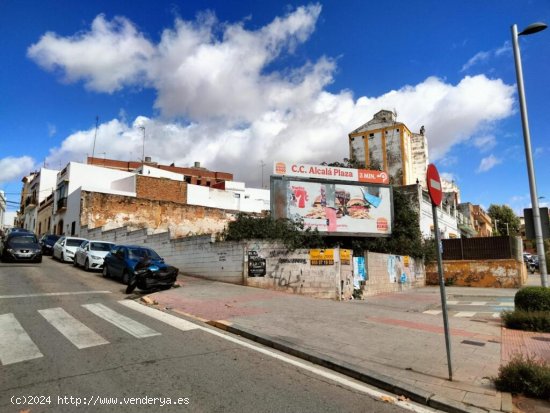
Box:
532 337 550 342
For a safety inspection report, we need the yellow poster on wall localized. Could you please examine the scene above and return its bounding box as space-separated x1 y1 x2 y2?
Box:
310 249 335 265
340 249 351 265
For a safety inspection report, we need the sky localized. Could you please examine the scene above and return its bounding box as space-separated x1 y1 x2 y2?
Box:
1 0 550 222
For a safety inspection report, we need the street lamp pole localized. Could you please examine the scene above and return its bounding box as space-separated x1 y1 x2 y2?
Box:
511 22 548 287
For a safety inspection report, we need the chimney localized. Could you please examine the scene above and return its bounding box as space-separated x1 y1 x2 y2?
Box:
144 156 152 163
194 161 201 168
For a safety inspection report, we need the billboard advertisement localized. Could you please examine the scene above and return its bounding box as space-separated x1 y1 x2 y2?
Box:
271 177 393 237
273 161 389 184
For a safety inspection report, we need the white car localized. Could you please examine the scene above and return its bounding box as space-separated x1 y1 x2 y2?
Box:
74 240 115 271
52 236 87 263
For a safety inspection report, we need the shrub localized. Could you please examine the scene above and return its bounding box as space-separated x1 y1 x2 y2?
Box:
515 287 550 312
493 355 550 399
501 309 550 333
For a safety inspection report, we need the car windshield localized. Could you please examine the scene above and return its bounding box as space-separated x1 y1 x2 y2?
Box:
90 242 113 252
128 248 161 261
10 235 38 244
46 235 59 242
66 239 86 247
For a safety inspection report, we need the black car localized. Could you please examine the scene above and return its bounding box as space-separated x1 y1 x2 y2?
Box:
39 234 60 255
0 232 42 263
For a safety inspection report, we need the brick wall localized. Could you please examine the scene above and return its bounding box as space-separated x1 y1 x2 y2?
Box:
80 191 232 238
425 259 526 288
135 175 187 204
361 252 425 296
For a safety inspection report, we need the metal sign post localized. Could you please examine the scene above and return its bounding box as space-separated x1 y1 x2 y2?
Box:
427 164 453 381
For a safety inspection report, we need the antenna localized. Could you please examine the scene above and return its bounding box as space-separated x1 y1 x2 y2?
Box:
91 116 99 161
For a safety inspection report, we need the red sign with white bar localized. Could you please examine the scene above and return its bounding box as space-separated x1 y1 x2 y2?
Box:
273 162 389 184
426 163 442 206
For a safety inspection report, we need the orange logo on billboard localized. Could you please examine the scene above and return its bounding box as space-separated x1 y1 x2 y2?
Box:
377 218 389 232
275 162 286 175
358 169 389 184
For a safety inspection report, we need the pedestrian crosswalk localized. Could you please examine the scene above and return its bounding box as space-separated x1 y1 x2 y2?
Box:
422 300 514 319
0 301 199 366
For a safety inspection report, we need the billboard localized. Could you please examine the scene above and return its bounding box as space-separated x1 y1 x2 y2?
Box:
271 177 393 237
273 161 389 184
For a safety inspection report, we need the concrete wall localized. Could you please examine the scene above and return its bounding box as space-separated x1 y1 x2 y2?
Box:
425 259 527 288
187 183 270 213
244 244 353 299
360 252 425 296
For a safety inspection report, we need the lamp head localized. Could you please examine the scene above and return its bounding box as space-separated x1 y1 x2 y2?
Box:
519 22 547 36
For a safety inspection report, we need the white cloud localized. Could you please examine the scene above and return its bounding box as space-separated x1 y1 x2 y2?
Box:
0 156 35 184
461 41 511 72
47 123 57 137
473 135 496 152
28 15 155 93
30 7 515 187
477 154 502 173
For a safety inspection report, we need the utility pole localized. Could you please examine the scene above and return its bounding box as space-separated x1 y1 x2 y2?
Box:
260 160 266 188
139 126 145 163
92 116 99 161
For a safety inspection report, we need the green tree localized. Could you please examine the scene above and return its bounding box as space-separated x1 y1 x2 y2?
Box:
488 204 521 236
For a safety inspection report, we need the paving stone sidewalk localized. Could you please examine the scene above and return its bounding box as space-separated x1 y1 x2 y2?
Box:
145 276 550 413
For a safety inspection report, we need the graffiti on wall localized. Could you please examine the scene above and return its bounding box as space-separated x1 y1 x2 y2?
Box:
387 255 418 284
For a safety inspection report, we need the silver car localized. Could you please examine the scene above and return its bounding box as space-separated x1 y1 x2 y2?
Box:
74 240 115 271
52 236 87 263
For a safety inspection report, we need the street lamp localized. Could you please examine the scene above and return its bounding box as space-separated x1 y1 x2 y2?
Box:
511 22 548 287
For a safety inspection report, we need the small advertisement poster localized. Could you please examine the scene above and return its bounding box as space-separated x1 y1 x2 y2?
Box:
353 257 366 288
247 251 266 277
309 249 335 265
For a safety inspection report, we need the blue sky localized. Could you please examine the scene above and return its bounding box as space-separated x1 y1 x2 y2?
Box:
1 0 549 220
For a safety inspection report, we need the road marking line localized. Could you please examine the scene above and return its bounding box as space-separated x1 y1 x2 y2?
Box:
446 300 459 305
0 314 43 365
499 302 514 307
423 310 442 315
468 301 487 306
38 308 109 349
118 300 199 331
455 312 476 318
82 303 160 338
0 291 112 299
129 302 436 413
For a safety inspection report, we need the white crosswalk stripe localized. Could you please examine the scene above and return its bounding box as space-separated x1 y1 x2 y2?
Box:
455 312 477 317
118 300 199 332
422 310 442 315
38 308 109 349
82 303 161 338
0 313 43 365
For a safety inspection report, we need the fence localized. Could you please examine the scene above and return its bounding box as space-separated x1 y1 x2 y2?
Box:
442 236 522 260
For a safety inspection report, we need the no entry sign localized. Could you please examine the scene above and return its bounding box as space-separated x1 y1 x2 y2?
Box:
427 164 442 207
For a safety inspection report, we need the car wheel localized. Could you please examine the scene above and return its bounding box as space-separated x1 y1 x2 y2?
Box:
102 265 110 278
84 259 90 272
35 257 42 263
60 252 64 262
122 270 129 285
73 257 78 267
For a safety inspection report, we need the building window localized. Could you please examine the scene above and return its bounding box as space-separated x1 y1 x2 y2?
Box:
71 221 76 236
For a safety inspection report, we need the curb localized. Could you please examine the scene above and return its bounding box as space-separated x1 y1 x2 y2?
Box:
208 320 494 413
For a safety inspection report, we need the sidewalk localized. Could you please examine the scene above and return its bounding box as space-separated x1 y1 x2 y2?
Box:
144 275 550 413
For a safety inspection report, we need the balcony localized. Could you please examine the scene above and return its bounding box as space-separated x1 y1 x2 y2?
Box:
57 197 67 211
25 196 37 208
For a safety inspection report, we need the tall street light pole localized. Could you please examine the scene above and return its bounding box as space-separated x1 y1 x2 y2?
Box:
511 22 548 287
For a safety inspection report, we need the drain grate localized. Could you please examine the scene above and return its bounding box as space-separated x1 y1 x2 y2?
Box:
461 340 486 347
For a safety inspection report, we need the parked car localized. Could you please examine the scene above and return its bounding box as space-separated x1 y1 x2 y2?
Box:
0 232 42 263
103 245 178 292
39 234 60 256
2 227 33 240
74 240 115 271
52 236 87 263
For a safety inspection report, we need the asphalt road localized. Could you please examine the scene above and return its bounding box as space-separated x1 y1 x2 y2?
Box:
0 256 435 413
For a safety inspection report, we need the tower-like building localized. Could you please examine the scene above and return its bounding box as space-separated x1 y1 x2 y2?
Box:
348 110 429 187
